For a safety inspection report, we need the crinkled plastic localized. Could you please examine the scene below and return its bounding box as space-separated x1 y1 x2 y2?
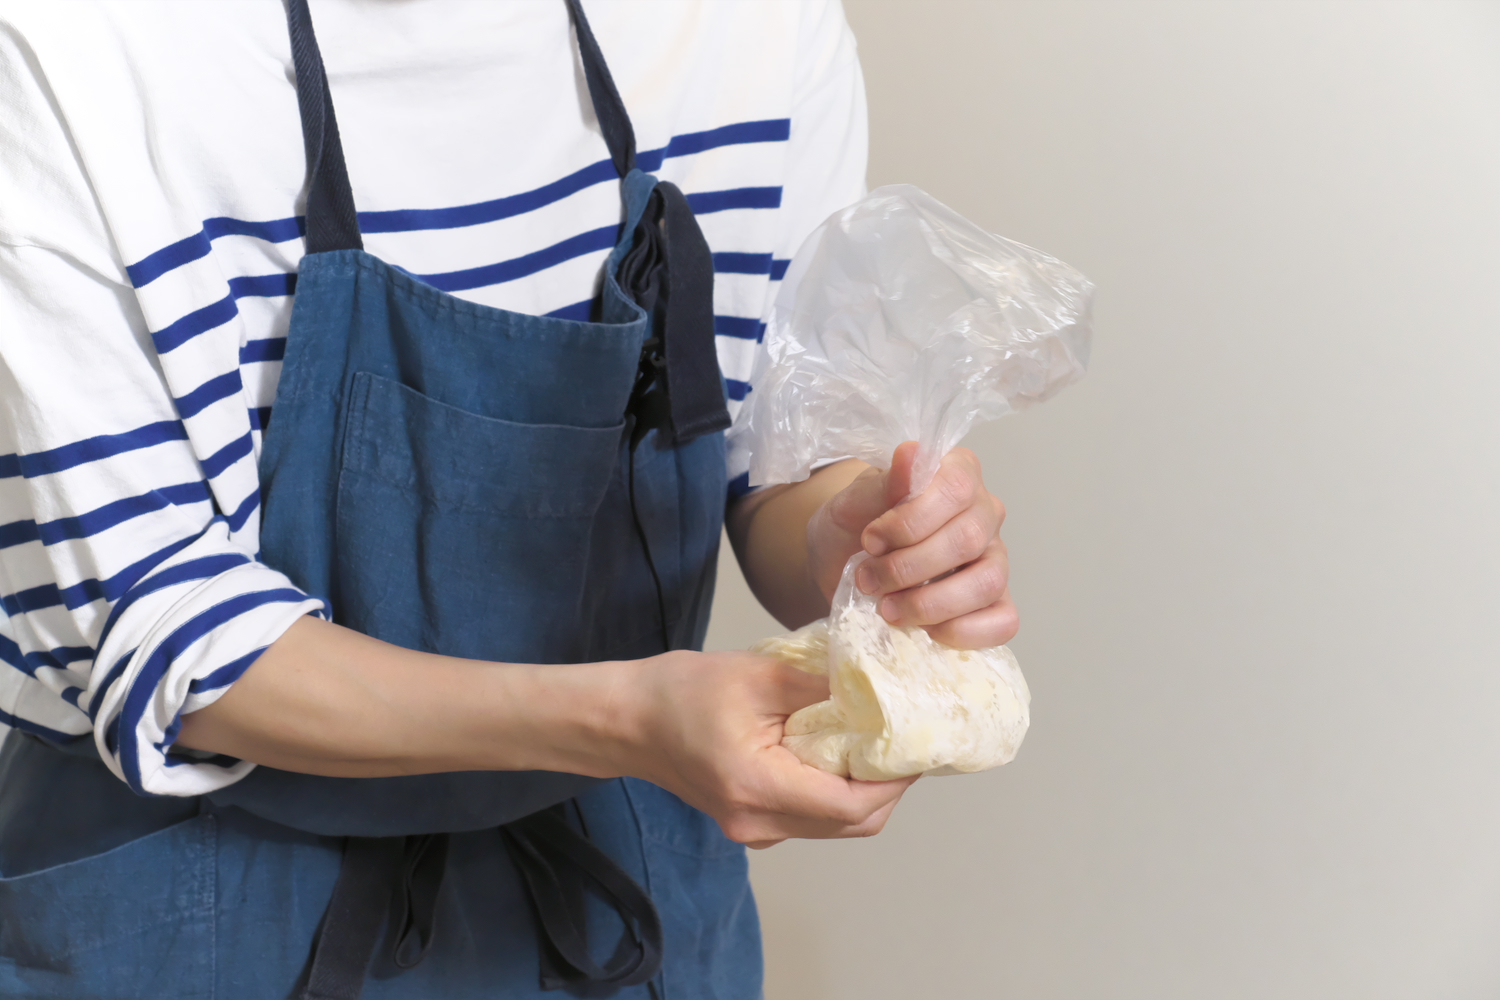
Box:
751 553 1031 780
734 184 1094 779
729 183 1094 495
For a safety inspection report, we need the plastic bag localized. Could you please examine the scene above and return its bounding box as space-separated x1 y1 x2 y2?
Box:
732 184 1094 779
729 183 1094 495
751 553 1031 780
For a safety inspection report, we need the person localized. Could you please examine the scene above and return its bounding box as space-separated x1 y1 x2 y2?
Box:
0 1 1018 997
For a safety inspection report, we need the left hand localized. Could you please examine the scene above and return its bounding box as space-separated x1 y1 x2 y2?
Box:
806 442 1018 649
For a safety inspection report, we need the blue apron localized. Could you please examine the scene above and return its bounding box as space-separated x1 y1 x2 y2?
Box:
0 2 761 997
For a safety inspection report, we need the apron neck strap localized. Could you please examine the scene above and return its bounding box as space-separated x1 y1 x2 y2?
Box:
286 0 363 254
564 0 637 179
285 0 640 257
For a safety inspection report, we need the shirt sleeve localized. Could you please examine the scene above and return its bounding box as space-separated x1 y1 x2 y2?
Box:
724 0 869 496
0 26 324 798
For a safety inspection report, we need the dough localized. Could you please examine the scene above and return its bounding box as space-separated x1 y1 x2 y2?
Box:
750 553 1030 780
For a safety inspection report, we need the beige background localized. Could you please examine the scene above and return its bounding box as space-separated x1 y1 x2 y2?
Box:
703 1 1500 997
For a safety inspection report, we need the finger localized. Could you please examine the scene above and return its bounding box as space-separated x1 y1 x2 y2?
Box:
883 441 920 508
720 767 918 845
729 774 918 844
862 448 995 557
761 752 917 827
921 596 1020 650
818 463 895 537
838 789 906 838
757 660 832 716
857 500 1002 595
747 839 786 850
876 545 1011 627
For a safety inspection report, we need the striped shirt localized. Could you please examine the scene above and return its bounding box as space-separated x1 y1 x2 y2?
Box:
0 0 867 796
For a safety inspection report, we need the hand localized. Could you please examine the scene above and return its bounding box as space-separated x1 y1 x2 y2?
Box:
805 442 1018 649
613 649 917 848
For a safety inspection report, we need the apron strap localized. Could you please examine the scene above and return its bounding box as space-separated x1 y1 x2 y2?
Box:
299 838 404 1000
298 834 449 1000
564 0 636 179
500 804 664 990
286 0 364 254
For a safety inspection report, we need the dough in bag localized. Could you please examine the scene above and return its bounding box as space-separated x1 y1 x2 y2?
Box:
751 553 1030 780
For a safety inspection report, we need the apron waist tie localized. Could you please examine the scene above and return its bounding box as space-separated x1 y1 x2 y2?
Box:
501 804 665 991
298 833 448 1000
297 806 663 999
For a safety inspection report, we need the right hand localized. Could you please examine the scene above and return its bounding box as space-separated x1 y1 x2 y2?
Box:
611 650 916 849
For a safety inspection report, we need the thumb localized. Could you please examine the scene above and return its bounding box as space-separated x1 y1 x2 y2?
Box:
762 661 832 716
885 441 920 508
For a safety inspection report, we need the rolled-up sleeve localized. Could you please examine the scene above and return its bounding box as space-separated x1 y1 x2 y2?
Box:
0 244 325 796
0 27 323 797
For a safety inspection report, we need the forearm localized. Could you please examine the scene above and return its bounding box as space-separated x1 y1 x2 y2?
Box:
177 616 637 779
178 606 914 846
725 458 868 629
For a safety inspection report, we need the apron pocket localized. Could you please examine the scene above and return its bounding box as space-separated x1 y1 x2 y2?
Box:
0 814 215 1000
335 371 627 662
341 371 624 518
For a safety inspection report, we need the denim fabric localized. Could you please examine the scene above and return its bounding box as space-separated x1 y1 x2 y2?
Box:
0 168 761 998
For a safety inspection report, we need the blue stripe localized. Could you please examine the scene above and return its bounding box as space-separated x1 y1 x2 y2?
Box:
714 315 764 340
770 258 791 281
228 273 297 298
713 252 773 275
91 548 252 701
126 117 792 287
240 338 287 364
544 300 594 322
201 432 252 479
0 704 84 744
160 750 242 769
1 530 203 616
128 217 305 288
656 118 790 160
204 215 303 244
226 488 260 532
0 634 94 677
104 702 123 755
116 588 314 792
126 232 212 289
174 371 242 420
187 646 268 695
248 406 274 432
726 378 751 402
152 294 238 354
687 187 782 215
152 275 300 355
728 470 753 500
0 520 38 548
145 186 777 354
360 119 789 233
145 193 775 352
361 159 619 234
0 420 188 480
417 225 617 293
0 481 212 552
88 652 134 724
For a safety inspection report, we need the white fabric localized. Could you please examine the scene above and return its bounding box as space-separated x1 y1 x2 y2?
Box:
0 0 867 795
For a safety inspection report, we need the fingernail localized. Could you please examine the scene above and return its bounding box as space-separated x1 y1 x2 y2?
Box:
863 532 887 557
879 597 898 621
857 566 877 594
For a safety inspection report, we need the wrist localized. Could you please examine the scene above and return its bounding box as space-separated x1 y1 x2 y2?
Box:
461 658 649 779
